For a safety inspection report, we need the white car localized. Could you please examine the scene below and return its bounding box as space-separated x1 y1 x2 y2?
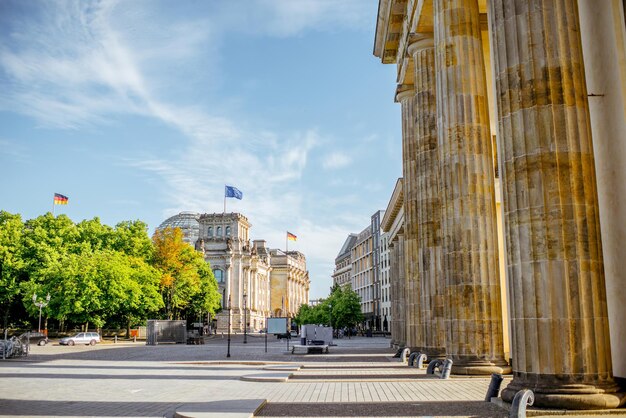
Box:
59 332 101 346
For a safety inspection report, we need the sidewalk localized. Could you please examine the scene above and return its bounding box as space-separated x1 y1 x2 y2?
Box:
0 336 623 417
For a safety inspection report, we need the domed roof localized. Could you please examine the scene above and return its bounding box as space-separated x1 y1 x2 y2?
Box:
156 211 200 245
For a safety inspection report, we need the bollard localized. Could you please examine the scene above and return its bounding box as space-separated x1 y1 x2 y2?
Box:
400 348 411 363
114 335 117 344
484 373 504 401
426 359 443 374
416 353 428 369
510 389 534 418
408 352 419 367
440 359 453 379
133 336 136 343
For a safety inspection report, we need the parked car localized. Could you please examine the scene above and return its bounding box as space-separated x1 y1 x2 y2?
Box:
59 332 101 346
19 332 48 346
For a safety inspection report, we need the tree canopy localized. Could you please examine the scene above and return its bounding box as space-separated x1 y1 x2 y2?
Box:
293 284 363 330
0 211 220 331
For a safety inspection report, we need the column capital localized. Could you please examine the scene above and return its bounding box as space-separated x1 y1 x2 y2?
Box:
394 84 415 103
406 33 434 56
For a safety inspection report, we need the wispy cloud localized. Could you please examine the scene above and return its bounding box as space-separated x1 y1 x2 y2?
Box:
0 0 379 297
322 152 352 170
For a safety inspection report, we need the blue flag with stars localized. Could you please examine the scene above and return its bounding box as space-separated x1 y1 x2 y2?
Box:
225 185 243 200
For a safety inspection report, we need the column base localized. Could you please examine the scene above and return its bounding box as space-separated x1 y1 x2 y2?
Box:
421 346 447 361
451 357 512 375
501 374 626 409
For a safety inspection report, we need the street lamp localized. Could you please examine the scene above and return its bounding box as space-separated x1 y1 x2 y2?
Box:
243 292 247 344
227 295 232 358
32 293 51 333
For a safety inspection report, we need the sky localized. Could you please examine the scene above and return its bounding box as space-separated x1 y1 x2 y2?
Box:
0 0 402 299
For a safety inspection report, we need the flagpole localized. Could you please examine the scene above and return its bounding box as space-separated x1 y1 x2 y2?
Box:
286 233 288 253
52 195 55 217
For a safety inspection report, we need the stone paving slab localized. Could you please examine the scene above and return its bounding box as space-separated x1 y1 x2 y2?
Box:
240 372 292 382
174 399 267 418
255 401 508 417
1 338 624 417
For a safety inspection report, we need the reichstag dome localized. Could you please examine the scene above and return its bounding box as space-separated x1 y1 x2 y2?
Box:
156 211 200 245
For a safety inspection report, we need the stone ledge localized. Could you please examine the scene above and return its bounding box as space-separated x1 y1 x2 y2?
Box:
174 399 266 418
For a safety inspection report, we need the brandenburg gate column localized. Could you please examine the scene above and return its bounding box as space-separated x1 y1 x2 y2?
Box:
407 35 446 359
433 0 508 374
489 0 625 408
395 85 422 352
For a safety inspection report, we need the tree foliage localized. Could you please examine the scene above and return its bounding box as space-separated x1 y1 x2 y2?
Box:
0 211 219 331
293 284 363 330
152 227 220 320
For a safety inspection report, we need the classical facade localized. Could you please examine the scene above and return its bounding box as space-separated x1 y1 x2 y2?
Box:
374 0 626 409
159 212 310 334
268 249 309 318
332 233 357 289
379 231 391 332
381 178 405 348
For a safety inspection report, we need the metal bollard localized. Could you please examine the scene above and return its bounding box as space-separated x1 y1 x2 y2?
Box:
510 389 534 418
416 353 428 368
484 373 504 401
400 348 411 363
114 335 117 344
426 359 443 374
440 359 453 379
133 336 136 343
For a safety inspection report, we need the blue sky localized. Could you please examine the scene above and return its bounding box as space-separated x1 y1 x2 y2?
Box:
0 0 401 299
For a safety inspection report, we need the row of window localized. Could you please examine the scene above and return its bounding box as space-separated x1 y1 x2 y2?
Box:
207 226 231 238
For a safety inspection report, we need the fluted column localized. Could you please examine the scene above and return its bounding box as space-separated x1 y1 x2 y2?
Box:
397 234 407 347
434 0 508 374
407 35 446 360
389 240 401 347
396 85 423 352
489 0 625 408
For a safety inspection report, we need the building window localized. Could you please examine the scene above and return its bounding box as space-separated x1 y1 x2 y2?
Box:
208 227 213 237
214 269 224 283
225 226 231 236
217 226 222 237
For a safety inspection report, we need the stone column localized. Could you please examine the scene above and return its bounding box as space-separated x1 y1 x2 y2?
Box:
433 0 508 374
408 35 446 360
489 0 625 408
396 85 422 352
397 235 407 347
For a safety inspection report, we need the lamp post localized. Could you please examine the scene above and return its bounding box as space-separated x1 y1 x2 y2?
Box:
227 295 231 358
243 292 248 344
32 293 50 333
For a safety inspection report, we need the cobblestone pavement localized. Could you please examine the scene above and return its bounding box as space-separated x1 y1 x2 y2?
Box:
0 335 622 417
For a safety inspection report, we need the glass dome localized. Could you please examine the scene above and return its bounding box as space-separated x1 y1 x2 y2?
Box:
156 211 200 245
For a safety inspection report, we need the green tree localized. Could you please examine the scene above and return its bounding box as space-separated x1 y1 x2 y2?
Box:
0 211 25 329
328 285 363 331
152 227 220 319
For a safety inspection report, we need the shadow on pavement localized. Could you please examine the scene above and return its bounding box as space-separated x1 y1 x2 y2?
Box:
256 401 508 417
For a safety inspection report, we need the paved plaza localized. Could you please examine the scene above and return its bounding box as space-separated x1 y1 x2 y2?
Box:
0 335 623 417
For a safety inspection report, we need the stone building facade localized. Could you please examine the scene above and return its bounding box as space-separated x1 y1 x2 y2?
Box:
268 249 309 318
332 234 358 289
374 0 626 409
381 179 405 347
351 225 375 328
159 212 310 334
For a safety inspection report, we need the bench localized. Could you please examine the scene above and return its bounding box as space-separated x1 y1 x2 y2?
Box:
291 344 329 354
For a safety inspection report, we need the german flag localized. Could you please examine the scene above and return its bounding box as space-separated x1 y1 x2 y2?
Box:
54 193 68 205
287 231 297 241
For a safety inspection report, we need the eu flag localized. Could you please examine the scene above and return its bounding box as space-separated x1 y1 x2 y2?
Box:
225 185 243 200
